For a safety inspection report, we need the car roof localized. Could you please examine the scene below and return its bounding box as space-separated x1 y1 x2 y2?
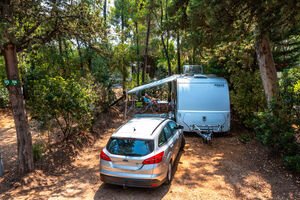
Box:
112 117 167 140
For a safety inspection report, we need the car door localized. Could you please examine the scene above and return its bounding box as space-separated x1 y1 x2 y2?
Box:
163 124 177 162
168 121 180 156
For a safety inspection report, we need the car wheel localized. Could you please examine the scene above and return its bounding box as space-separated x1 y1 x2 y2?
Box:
180 135 186 151
165 161 172 184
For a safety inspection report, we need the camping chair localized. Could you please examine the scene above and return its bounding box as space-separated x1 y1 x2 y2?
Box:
141 96 155 113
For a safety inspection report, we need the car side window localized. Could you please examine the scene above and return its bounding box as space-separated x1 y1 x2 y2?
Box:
158 131 167 147
163 125 172 140
168 121 177 135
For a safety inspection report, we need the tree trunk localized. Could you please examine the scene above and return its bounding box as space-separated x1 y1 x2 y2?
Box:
165 0 170 63
3 44 34 173
177 31 181 74
83 42 92 72
121 0 126 90
143 14 151 84
161 35 171 76
58 35 66 76
160 0 171 76
76 37 84 76
160 0 171 100
255 36 278 103
192 47 195 65
103 0 107 21
135 21 140 86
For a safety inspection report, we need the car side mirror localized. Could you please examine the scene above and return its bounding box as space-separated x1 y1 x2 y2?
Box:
175 125 184 129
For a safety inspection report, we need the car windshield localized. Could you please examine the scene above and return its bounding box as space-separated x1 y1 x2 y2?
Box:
106 137 154 157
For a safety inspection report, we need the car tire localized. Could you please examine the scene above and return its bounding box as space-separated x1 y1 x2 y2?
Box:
165 161 172 185
180 135 186 151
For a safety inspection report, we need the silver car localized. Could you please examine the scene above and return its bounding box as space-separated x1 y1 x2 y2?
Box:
100 117 185 188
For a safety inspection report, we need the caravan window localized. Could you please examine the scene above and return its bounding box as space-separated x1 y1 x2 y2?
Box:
177 81 230 111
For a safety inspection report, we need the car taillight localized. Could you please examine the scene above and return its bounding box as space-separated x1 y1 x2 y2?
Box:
100 150 111 161
142 151 164 165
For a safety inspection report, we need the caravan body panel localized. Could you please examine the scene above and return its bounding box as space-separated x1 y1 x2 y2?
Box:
176 76 230 132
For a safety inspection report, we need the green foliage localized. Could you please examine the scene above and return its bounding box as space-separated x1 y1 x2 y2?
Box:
199 39 266 127
253 67 300 171
238 133 254 144
0 57 9 108
90 52 112 86
0 86 9 108
32 142 45 162
272 35 300 71
27 76 96 140
284 156 300 173
230 69 266 127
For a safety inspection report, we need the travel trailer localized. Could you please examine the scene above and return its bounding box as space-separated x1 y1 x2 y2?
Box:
128 65 230 142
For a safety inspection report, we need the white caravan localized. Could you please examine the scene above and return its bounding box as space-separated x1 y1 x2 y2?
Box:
128 65 230 141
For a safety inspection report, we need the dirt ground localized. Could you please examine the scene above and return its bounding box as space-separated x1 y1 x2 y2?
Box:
0 109 299 200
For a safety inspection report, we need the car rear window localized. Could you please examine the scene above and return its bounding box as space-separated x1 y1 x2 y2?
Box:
106 137 154 157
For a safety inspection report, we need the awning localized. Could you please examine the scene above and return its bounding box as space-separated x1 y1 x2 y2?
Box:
128 75 179 94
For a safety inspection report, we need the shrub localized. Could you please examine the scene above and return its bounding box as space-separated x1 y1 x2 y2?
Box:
0 86 9 108
284 156 300 173
229 69 266 127
253 67 300 171
201 40 267 127
27 76 96 140
32 142 45 162
238 133 254 144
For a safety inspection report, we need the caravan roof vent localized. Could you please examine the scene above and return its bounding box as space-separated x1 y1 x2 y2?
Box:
183 65 203 75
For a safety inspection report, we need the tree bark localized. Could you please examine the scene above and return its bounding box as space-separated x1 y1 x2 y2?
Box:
58 35 66 76
192 47 195 65
143 13 151 84
135 21 140 86
161 35 171 76
160 0 171 100
76 37 84 76
177 31 181 74
103 0 107 21
255 36 278 103
121 0 126 91
83 42 92 72
160 0 171 77
3 44 34 173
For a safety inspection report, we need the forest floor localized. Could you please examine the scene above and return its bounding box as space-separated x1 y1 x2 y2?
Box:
0 108 299 200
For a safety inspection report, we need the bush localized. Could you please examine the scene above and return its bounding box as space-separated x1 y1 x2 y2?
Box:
0 86 9 108
238 133 254 144
201 40 266 127
27 76 96 140
32 142 45 162
230 69 266 127
284 156 300 173
253 67 300 171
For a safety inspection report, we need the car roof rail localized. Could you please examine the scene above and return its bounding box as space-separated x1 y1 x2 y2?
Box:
150 118 168 135
134 113 169 118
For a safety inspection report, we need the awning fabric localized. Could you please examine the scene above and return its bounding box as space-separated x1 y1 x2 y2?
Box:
128 75 179 94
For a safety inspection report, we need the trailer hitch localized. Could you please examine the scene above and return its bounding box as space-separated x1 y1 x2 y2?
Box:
191 124 221 143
